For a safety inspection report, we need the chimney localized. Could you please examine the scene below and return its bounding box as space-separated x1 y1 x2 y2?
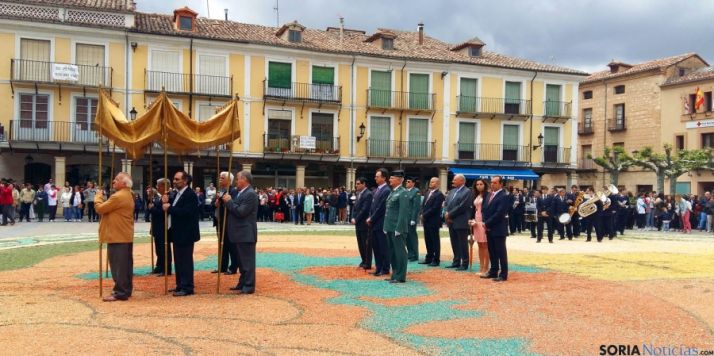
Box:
339 16 345 45
224 8 228 21
418 22 424 45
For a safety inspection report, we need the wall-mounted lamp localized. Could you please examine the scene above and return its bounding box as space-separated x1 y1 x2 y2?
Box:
129 107 138 121
130 42 138 52
441 71 448 79
532 133 544 150
356 122 366 142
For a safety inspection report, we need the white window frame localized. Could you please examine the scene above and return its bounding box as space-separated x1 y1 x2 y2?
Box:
264 105 296 137
405 115 432 157
264 56 297 83
367 66 396 91
194 100 227 122
15 34 55 62
456 118 481 159
367 113 395 156
541 123 565 162
69 92 99 137
146 96 183 111
307 108 338 138
543 80 567 117
14 89 54 140
500 121 524 161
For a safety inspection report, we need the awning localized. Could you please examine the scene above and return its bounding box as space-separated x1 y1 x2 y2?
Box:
449 167 540 181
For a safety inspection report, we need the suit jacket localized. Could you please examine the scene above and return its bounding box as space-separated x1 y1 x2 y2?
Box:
383 185 410 235
213 188 238 227
353 188 372 231
149 194 166 240
536 196 549 217
483 190 509 237
550 195 569 216
421 189 445 228
445 186 474 230
168 187 201 245
369 184 389 230
405 188 421 223
224 186 259 244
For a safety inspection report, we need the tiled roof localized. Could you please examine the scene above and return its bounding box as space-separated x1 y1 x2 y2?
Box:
133 13 587 76
582 53 704 84
3 0 135 12
661 67 714 87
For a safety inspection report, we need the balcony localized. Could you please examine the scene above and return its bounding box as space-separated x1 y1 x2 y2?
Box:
456 96 531 118
578 122 594 135
454 143 531 162
367 139 435 160
542 146 572 164
607 118 626 132
578 158 597 171
263 134 340 156
367 89 435 112
10 59 112 89
542 100 573 122
8 120 100 144
145 70 233 97
263 81 342 105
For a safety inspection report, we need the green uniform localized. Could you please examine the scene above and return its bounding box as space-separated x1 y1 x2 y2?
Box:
384 185 411 282
405 188 421 261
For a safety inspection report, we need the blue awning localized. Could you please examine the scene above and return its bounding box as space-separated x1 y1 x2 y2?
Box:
449 167 540 181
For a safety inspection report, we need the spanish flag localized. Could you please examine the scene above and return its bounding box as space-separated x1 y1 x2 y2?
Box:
695 86 705 111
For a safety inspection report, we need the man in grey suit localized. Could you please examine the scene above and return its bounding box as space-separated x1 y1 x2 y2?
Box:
444 174 474 270
222 170 260 295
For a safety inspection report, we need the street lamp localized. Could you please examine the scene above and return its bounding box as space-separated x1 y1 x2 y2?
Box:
532 133 544 150
129 107 138 121
356 122 366 142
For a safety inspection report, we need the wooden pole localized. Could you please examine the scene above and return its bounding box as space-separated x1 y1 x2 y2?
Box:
98 104 103 298
163 106 169 295
217 97 238 294
149 145 154 272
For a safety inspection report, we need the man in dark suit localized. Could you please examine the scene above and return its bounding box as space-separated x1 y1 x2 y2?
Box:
566 185 581 238
444 173 474 270
351 177 372 270
162 171 200 297
212 172 238 275
367 168 390 276
482 175 509 282
223 170 260 295
148 178 172 275
535 188 552 243
605 187 619 240
420 177 445 266
295 188 305 225
552 189 569 240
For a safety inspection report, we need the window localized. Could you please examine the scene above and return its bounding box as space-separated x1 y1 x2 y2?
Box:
197 102 224 122
267 61 292 96
18 38 50 81
75 43 105 86
311 66 335 100
614 85 625 94
583 109 593 127
543 126 560 163
702 133 714 148
679 68 686 77
179 16 193 31
409 73 429 109
457 121 477 159
311 113 335 152
408 118 429 158
689 94 697 113
545 84 562 116
74 97 98 142
583 90 593 100
196 54 229 96
370 70 391 106
502 124 520 160
706 92 713 112
469 46 481 57
369 116 391 156
614 104 625 126
581 145 592 159
149 49 181 92
459 78 478 113
581 144 592 168
675 135 685 150
267 109 292 151
613 142 625 149
288 30 302 42
17 94 49 140
504 81 521 114
382 38 394 50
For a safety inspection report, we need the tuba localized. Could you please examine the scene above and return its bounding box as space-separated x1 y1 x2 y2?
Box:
578 185 618 218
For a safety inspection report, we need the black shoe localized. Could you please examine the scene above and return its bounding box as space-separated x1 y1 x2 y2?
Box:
586 238 591 242
536 239 542 243
549 240 553 243
445 264 459 269
210 270 221 274
223 271 237 275
389 280 405 283
229 285 244 291
384 278 393 281
480 274 497 279
372 271 385 277
418 260 432 265
408 258 418 262
236 289 255 295
173 290 194 297
559 238 565 240
358 263 367 268
428 261 440 267
156 273 172 277
493 277 507 282
168 288 178 292
457 265 468 271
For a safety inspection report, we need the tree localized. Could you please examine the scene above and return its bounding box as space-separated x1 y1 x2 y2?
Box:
630 146 667 193
633 144 710 194
587 146 633 186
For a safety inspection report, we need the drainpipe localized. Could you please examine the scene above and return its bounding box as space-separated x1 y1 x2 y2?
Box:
124 31 130 115
400 58 407 148
602 78 608 187
350 55 356 158
189 38 194 118
529 70 538 189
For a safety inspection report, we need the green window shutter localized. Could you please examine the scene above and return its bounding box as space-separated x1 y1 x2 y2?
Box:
545 84 561 116
544 127 559 146
505 81 521 103
369 116 391 156
312 66 334 85
459 78 478 112
370 70 391 106
408 118 429 157
268 62 292 88
676 182 691 194
458 122 476 154
409 73 429 109
503 124 519 146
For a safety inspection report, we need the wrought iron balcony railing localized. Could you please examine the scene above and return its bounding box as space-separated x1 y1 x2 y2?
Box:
11 59 112 87
543 100 573 119
263 134 340 155
367 89 435 111
578 158 597 170
607 118 626 132
542 146 572 164
367 139 435 159
264 81 342 104
9 120 100 144
456 96 532 116
578 122 594 135
454 143 531 162
145 70 233 97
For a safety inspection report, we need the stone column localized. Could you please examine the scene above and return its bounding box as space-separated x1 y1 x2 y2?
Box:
439 167 448 193
296 165 306 189
346 167 357 189
121 158 133 177
54 156 66 217
241 163 252 173
183 161 194 176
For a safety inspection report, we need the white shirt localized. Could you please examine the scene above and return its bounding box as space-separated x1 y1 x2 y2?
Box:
172 186 188 207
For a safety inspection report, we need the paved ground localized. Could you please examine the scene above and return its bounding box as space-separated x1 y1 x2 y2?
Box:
0 224 713 355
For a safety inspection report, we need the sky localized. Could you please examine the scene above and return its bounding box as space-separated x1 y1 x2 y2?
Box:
137 0 714 74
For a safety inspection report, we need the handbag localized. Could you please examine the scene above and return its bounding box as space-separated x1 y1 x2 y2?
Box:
274 211 285 221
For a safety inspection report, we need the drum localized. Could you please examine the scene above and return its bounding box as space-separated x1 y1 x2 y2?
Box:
525 203 537 222
558 212 571 224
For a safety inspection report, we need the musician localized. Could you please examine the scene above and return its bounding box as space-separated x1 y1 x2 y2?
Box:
616 189 629 236
525 190 538 239
509 188 525 235
582 187 605 242
521 187 532 231
565 185 581 238
536 187 552 243
549 189 568 240
604 186 619 240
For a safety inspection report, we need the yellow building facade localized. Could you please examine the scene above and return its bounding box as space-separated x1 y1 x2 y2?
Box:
0 2 586 191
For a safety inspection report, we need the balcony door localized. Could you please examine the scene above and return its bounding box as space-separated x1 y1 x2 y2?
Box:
18 39 50 82
311 66 335 101
149 49 181 92
459 78 478 113
76 43 105 86
545 84 562 116
408 118 429 158
504 81 521 114
370 70 391 107
17 93 49 141
197 54 228 96
502 124 520 161
74 97 98 143
457 121 477 159
311 113 335 152
543 126 560 163
267 61 292 97
267 109 292 152
369 116 391 156
409 73 429 109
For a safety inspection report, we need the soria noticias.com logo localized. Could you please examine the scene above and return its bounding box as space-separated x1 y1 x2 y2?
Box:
599 344 714 355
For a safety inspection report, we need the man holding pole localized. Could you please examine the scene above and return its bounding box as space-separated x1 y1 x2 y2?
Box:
95 172 135 301
163 171 200 297
148 178 171 276
223 170 259 295
213 171 238 275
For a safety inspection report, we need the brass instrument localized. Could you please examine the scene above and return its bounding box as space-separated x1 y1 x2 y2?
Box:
560 191 585 225
578 185 619 218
